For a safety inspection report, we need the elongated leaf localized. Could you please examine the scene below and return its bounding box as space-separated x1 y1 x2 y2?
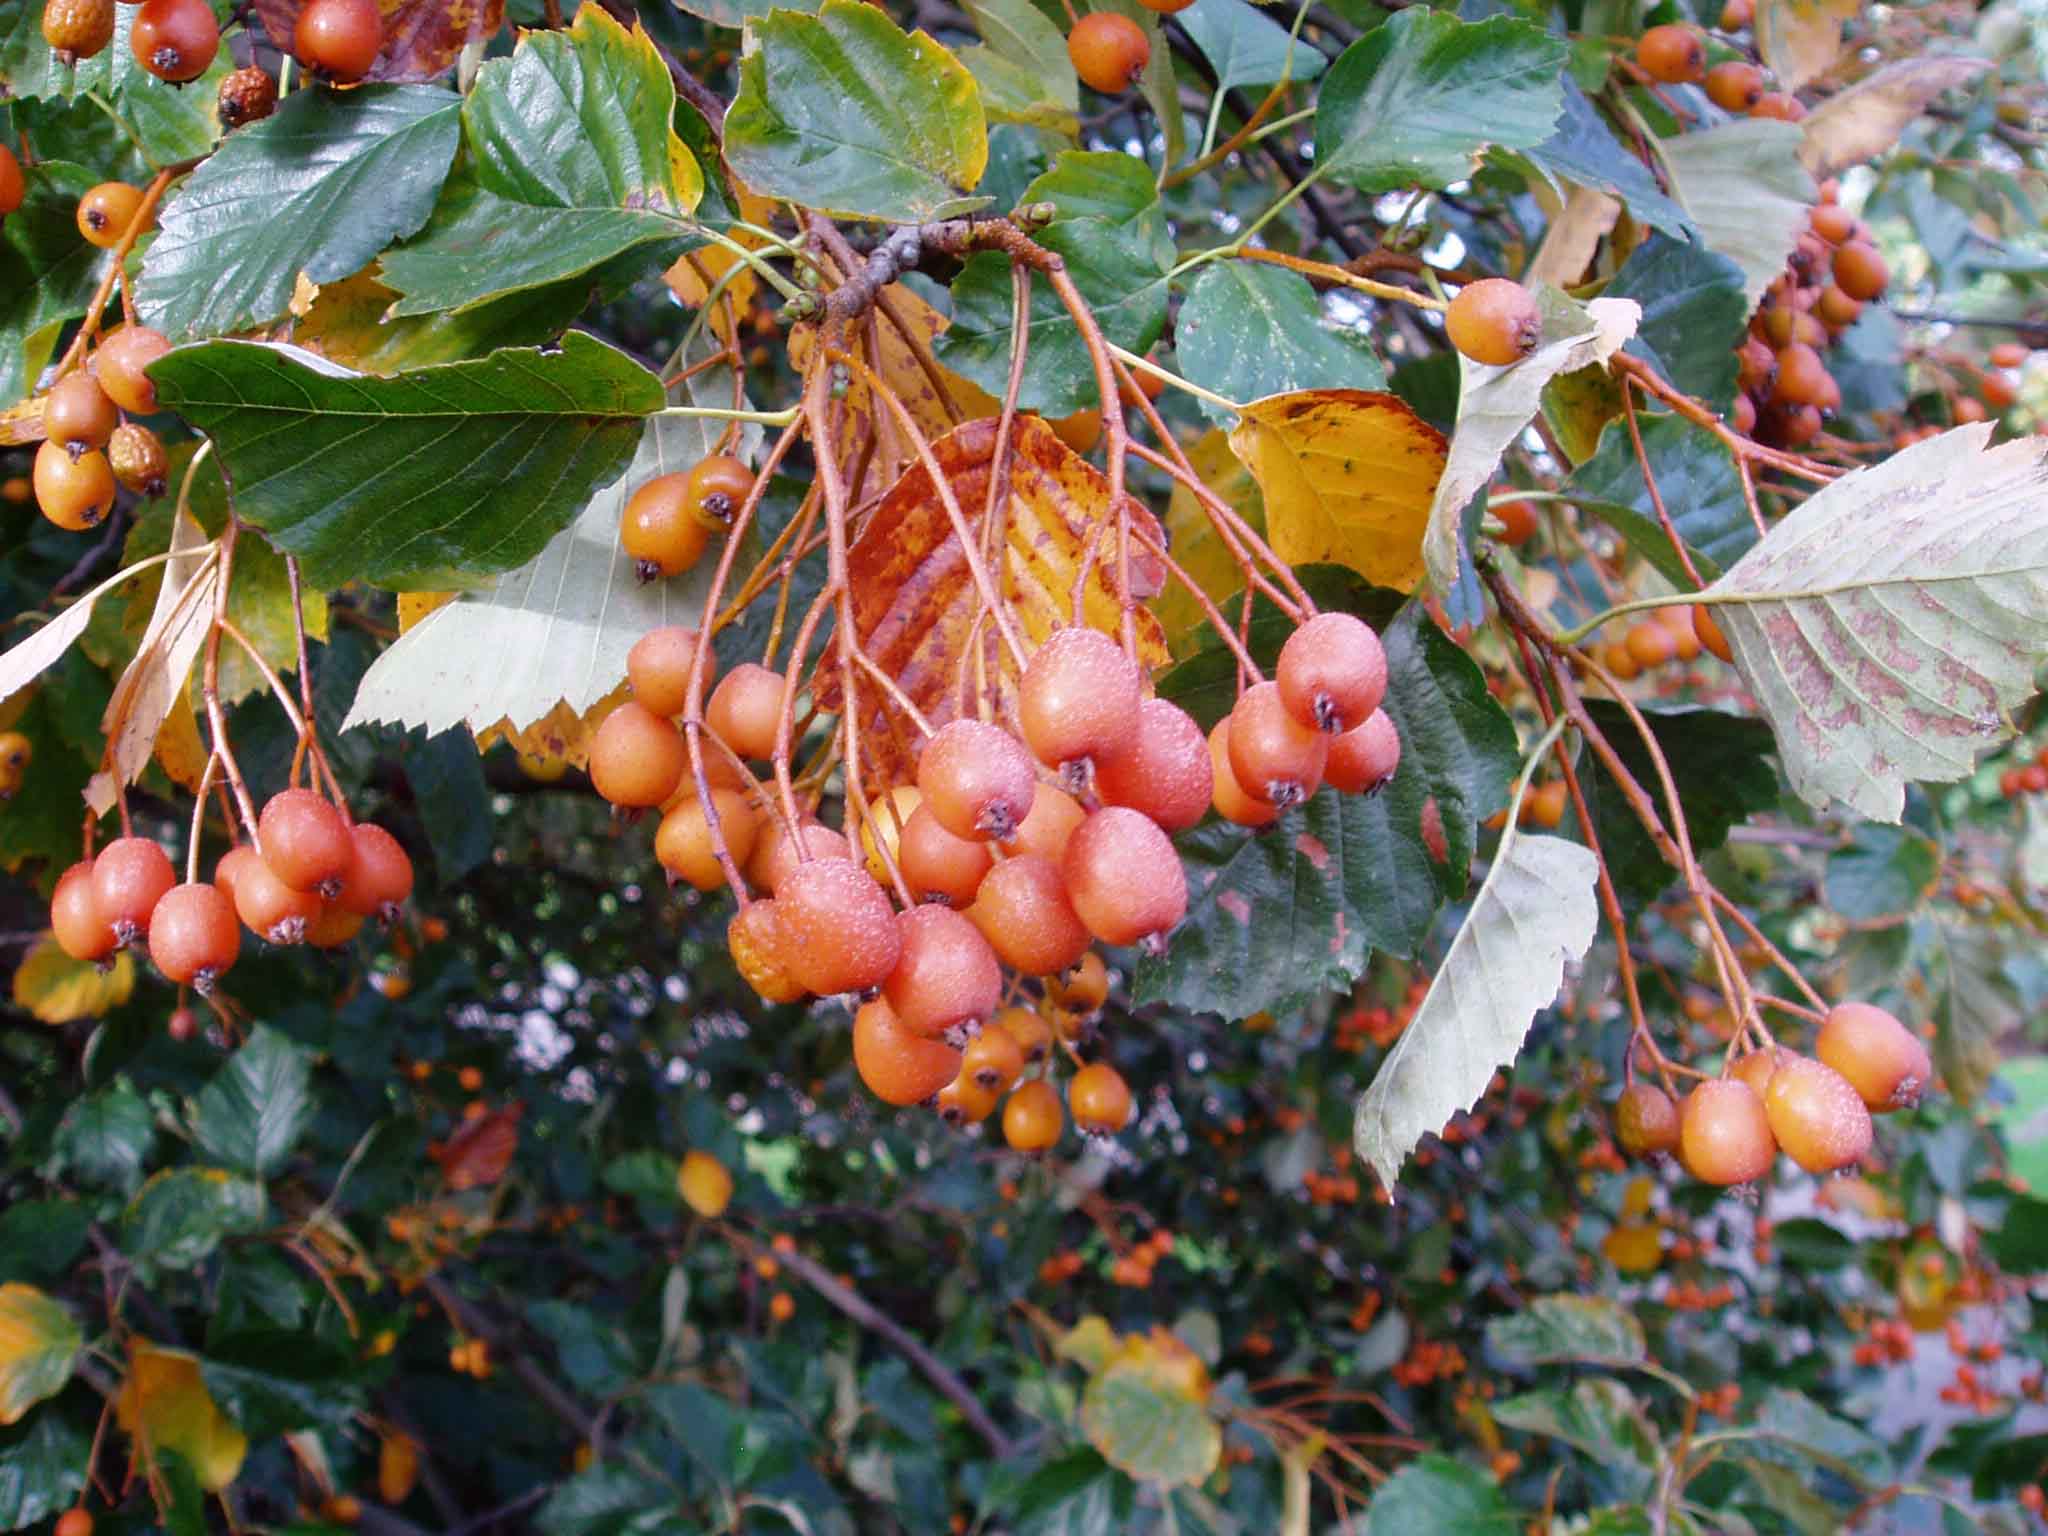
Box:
1932 919 2012 1106
1658 121 1815 308
1493 1380 1656 1496
1802 58 1991 177
151 335 664 590
1353 831 1600 1189
1176 264 1384 428
1315 10 1566 195
0 1285 81 1426
1701 426 2048 822
0 542 183 710
114 1342 247 1492
190 1026 316 1179
1485 1294 1646 1367
0 160 106 408
1754 0 1859 94
724 0 988 224
1177 0 1329 91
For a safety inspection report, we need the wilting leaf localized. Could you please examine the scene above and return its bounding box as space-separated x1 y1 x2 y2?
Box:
1353 831 1600 1189
114 1342 249 1492
1699 426 2048 822
9 933 136 1023
0 1285 82 1426
1754 0 1861 94
1800 58 1992 177
249 0 504 83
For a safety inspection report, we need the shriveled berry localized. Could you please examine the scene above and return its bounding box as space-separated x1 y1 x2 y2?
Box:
1002 1078 1064 1151
107 423 168 498
854 997 961 1106
966 852 1091 975
33 440 114 530
1018 627 1142 778
51 860 117 962
1679 1079 1777 1186
295 0 381 81
1614 1082 1680 1157
627 625 715 718
1227 681 1327 808
336 821 413 918
1095 697 1211 831
217 65 278 128
1006 781 1086 861
148 882 239 991
1636 23 1705 83
1815 1001 1932 1111
897 802 993 906
1069 1061 1132 1136
778 858 901 996
258 787 353 894
882 905 1001 1039
684 454 753 529
1445 278 1541 367
656 788 757 891
589 701 688 808
1067 11 1148 93
1064 807 1187 950
1209 717 1278 827
1763 1053 1874 1173
76 182 144 248
130 0 218 82
728 899 806 1004
918 718 1037 841
705 661 783 759
94 326 171 414
43 371 117 455
91 836 176 944
1278 612 1386 734
621 472 710 582
1324 710 1401 795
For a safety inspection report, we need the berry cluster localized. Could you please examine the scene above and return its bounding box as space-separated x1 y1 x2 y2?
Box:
37 0 377 81
620 454 749 582
30 290 173 532
50 787 412 997
1849 1314 1916 1368
1996 739 2048 800
1614 1001 1931 1186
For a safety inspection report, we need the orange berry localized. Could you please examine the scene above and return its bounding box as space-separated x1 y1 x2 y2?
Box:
1018 627 1142 778
259 787 353 895
51 860 117 962
1093 698 1212 831
962 1020 1026 1094
777 858 902 996
621 472 711 581
1277 612 1387 734
1636 23 1704 82
1679 1080 1777 1186
42 371 118 455
1325 710 1401 795
1063 807 1187 950
1614 1082 1681 1157
1067 11 1148 93
589 701 688 808
1002 1079 1064 1152
993 1005 1053 1067
1492 498 1539 545
1005 781 1087 862
897 802 993 906
1816 1001 1932 1111
746 818 852 896
54 1510 92 1536
1624 621 1677 670
1445 278 1542 367
1749 91 1806 121
936 1071 1001 1125
853 997 961 1106
336 822 413 919
627 625 716 719
1069 1061 1132 1135
147 882 239 991
1227 681 1328 808
231 853 322 945
918 719 1037 841
94 326 170 414
91 837 175 945
706 661 783 760
76 182 144 248
685 454 753 528
966 853 1091 975
33 440 114 531
295 0 381 81
1705 60 1764 112
1831 241 1888 302
1045 949 1109 1013
1762 1053 1874 1174
882 905 1002 1039
130 0 219 82
728 899 807 1004
1209 717 1278 827
1693 605 1734 664
656 788 758 891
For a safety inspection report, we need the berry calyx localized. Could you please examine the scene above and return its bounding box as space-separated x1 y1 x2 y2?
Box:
1067 11 1148 94
882 906 1002 1040
1226 681 1327 809
777 858 902 997
917 718 1037 842
962 1020 1025 1094
33 440 114 531
621 472 711 582
94 327 171 414
1762 1053 1874 1174
91 836 176 946
42 371 118 456
51 860 117 962
1614 1082 1681 1158
626 625 716 718
684 454 753 528
295 0 382 82
1094 698 1213 832
1063 806 1187 951
76 182 145 248
965 852 1091 976
1278 612 1386 734
1069 1061 1132 1136
1002 1079 1064 1152
655 788 758 891
589 701 688 808
705 661 783 760
1324 710 1402 796
853 997 961 1106
1679 1079 1777 1186
258 787 353 895
1018 627 1143 781
1045 949 1108 1014
897 802 993 906
230 851 322 944
1636 23 1705 83
727 899 807 1004
336 822 414 919
1815 1001 1932 1111
147 882 240 992
1445 278 1542 367
130 0 219 82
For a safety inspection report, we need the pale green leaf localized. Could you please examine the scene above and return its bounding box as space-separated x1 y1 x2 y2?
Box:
1486 1294 1647 1367
1658 121 1816 308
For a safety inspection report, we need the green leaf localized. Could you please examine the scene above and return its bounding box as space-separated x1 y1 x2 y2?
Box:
1572 413 1755 586
0 159 105 407
1582 702 1778 908
1699 427 2048 821
1825 823 1940 920
1931 919 2013 1107
151 334 664 590
1658 120 1816 307
1990 1056 2048 1199
1984 1194 2048 1274
0 1285 81 1426
119 1168 269 1271
960 0 1078 131
1019 151 1167 248
1486 1295 1646 1368
1493 1380 1657 1497
1078 1341 1219 1489
1753 1389 1891 1483
1000 1450 1133 1536
1142 580 1518 1022
381 6 700 316
1176 0 1330 91
0 3 224 167
1524 80 1691 241
1606 234 1749 414
50 1080 156 1195
200 1332 362 1439
526 1302 639 1397
1354 831 1600 1188
534 1466 676 1536
937 217 1169 418
1175 263 1385 426
1361 1454 1517 1534
402 729 493 884
723 0 988 225
137 86 460 341
189 1025 316 1179
0 1203 90 1286
1315 10 1567 196
1768 1218 1859 1269
0 1411 89 1530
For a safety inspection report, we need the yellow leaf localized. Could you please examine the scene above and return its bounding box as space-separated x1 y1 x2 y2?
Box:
116 1341 249 1492
1799 58 1992 177
663 185 778 337
1755 0 1862 93
1154 428 1266 657
474 685 630 773
1054 1315 1120 1374
289 271 321 319
378 1432 420 1506
398 592 456 634
154 690 209 795
1600 1222 1664 1274
11 933 135 1024
1228 389 1447 593
0 1283 82 1425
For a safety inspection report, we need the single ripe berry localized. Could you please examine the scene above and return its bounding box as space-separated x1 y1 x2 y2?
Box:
1705 60 1764 112
1679 1079 1777 1186
1445 278 1542 367
51 860 117 962
43 0 114 62
1227 682 1327 809
746 818 851 896
1772 342 1834 409
148 882 239 991
1003 1079 1064 1152
1731 394 1758 435
994 1005 1052 1066
777 858 902 996
1732 1045 1781 1098
76 182 145 248
1625 621 1677 670
626 625 715 718
1324 710 1401 795
1095 698 1212 831
1492 498 1538 545
1636 23 1705 83
212 844 255 907
676 1149 733 1218
1006 781 1086 862
898 802 993 906
656 788 758 891
1809 202 1857 244
1018 627 1143 779
589 701 688 808
621 472 711 582
1763 1053 1874 1174
258 787 353 894
1693 605 1733 664
1657 605 1702 662
854 997 961 1107
1064 807 1187 951
962 1020 1025 1094
0 143 23 218
1069 1061 1132 1136
883 905 1001 1039
167 1005 198 1040
1815 1001 1932 1111
305 901 365 949
1067 11 1148 94
918 718 1037 842
1278 612 1386 734
33 440 114 530
1045 950 1108 1014
54 1511 93 1536
1832 240 1888 302
966 853 1091 976
684 454 753 529
1720 0 1752 24
1988 340 2028 369
295 0 382 81
107 423 168 497
231 850 322 943
91 836 176 945
218 64 279 128
131 0 218 81
336 822 414 919
1519 779 1568 829
94 327 171 414
937 1072 1000 1126
1209 717 1277 827
43 371 117 456
705 661 783 760
1614 1082 1681 1157
728 899 806 1003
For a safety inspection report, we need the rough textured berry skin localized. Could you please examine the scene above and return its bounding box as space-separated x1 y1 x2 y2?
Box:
778 858 902 997
230 851 322 944
966 852 1091 975
1614 1082 1680 1157
1209 716 1278 827
705 661 782 759
148 882 239 990
626 625 715 719
1067 11 1148 93
1069 1061 1132 1135
94 326 171 414
897 802 992 906
1324 710 1401 795
218 65 278 128
853 997 961 1106
728 900 806 1003
917 718 1037 841
882 905 1002 1039
52 860 117 962
1636 22 1704 83
43 371 118 454
43 0 114 61
33 440 114 530
1018 627 1143 776
1006 781 1086 861
1094 698 1212 831
589 701 687 808
76 182 144 248
0 144 23 218
1063 807 1187 949
746 819 851 896
91 836 176 943
108 423 168 497
1679 1080 1777 1186
1763 1053 1874 1174
1002 1079 1064 1151
336 821 414 918
1227 681 1328 808
258 787 353 894
295 0 382 81
1445 278 1542 367
1815 1001 1932 1111
1278 612 1386 733
131 0 219 82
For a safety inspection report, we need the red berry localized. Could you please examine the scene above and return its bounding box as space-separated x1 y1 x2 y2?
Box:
917 719 1037 841
1324 710 1401 795
130 0 219 82
1278 613 1386 734
853 997 961 1106
295 0 381 81
91 837 176 945
965 853 1091 975
148 882 240 990
1209 717 1278 827
1006 782 1087 862
1018 628 1142 778
1227 682 1328 808
1067 11 1148 94
897 803 993 906
1063 807 1186 950
777 858 902 996
882 906 1002 1039
52 860 117 962
231 852 322 944
94 326 170 415
1816 1001 1932 1111
1679 1080 1777 1186
336 822 413 919
746 819 852 896
1094 698 1212 831
258 788 353 895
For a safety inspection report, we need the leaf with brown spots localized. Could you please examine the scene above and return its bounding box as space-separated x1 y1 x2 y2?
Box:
1699 425 2048 822
250 0 504 83
1227 389 1446 595
821 413 1169 788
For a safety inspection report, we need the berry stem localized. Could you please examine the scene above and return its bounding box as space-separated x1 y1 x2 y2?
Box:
53 165 177 382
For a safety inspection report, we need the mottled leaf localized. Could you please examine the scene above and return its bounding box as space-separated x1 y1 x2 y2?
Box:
0 1285 81 1426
